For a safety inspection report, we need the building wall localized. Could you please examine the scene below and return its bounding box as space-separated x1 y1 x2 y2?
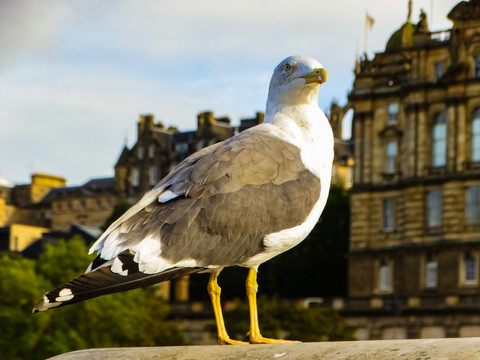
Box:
8 223 49 252
114 112 262 202
50 194 116 232
30 173 66 203
345 1 480 339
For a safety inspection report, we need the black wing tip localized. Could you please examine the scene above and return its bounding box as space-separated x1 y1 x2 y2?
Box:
32 293 67 313
32 266 206 313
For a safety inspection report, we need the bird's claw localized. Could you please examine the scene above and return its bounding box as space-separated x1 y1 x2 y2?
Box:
218 336 249 345
249 336 301 344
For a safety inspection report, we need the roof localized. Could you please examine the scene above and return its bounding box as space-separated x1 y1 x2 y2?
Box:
83 177 115 191
448 0 480 22
115 146 131 167
385 22 416 52
173 130 195 143
39 177 115 204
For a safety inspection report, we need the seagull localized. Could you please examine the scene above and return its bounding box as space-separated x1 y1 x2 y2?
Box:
33 55 333 345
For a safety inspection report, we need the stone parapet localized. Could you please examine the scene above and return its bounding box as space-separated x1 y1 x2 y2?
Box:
49 338 480 360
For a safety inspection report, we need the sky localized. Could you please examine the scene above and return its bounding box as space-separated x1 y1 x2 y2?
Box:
0 0 459 186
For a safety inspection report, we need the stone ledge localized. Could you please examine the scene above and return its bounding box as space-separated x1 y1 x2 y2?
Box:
48 337 480 360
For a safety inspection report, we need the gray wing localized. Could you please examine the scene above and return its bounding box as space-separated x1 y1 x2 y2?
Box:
89 124 321 273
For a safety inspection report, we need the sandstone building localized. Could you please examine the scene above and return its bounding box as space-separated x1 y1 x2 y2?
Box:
114 111 264 202
345 0 480 339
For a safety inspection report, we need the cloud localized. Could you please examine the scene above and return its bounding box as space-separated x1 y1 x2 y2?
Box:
0 0 72 66
0 0 460 185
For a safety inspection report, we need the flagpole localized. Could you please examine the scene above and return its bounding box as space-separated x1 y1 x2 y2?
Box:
364 10 374 56
364 9 368 55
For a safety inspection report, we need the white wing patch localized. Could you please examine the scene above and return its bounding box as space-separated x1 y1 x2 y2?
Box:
111 257 129 276
132 235 162 264
158 189 181 203
138 257 200 274
55 288 74 302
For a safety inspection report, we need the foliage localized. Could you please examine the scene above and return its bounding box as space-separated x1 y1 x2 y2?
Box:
222 296 355 342
0 236 186 360
0 255 49 360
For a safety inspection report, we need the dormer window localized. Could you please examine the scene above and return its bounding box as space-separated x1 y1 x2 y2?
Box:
148 144 155 158
137 146 144 160
388 103 399 124
131 167 140 187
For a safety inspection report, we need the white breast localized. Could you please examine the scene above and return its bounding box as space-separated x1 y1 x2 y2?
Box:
241 106 334 269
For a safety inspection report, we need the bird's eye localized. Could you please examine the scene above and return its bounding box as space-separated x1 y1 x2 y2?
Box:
284 63 291 71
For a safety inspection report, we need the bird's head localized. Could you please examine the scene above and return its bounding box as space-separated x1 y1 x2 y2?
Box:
266 55 327 111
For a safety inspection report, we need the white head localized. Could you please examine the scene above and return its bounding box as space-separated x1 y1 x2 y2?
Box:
266 55 327 114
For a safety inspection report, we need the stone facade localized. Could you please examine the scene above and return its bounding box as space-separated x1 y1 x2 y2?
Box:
114 112 264 202
344 0 480 340
43 178 117 232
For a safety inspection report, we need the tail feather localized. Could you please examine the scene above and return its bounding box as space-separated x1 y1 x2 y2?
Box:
33 266 204 313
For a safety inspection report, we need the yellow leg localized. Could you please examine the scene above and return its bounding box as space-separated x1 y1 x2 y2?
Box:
246 268 300 344
207 271 247 345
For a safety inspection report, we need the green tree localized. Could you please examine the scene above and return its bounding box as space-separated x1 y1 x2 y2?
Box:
222 296 355 342
0 237 187 360
0 254 49 360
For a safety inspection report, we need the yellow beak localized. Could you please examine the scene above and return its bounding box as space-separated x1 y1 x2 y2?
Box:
301 68 328 84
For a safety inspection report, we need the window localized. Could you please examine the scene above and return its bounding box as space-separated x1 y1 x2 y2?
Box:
175 142 189 155
148 144 155 159
379 264 392 292
131 167 140 187
465 256 477 285
466 186 480 224
383 198 394 231
427 190 442 230
434 61 444 81
386 141 397 174
137 146 144 160
475 56 480 78
388 103 399 124
149 166 158 186
425 261 438 288
432 113 447 167
473 109 480 162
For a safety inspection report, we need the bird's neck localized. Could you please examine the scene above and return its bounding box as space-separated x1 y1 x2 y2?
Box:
265 85 320 122
265 104 328 146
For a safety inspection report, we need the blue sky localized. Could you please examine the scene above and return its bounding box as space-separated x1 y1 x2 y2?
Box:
0 0 458 186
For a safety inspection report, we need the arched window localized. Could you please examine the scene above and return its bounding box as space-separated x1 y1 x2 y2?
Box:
432 113 446 167
472 109 480 162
